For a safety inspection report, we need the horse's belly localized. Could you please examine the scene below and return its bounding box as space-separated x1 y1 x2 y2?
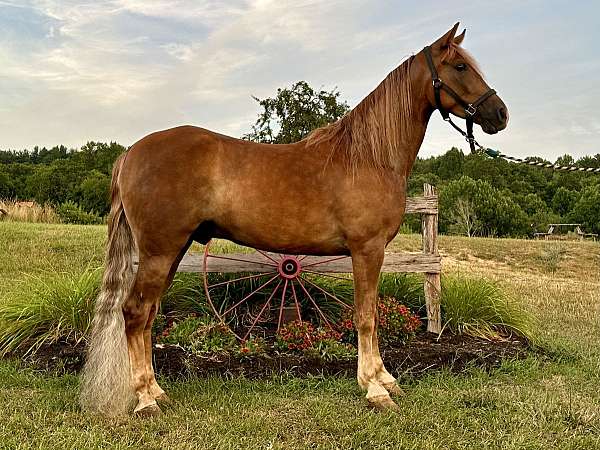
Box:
212 206 348 256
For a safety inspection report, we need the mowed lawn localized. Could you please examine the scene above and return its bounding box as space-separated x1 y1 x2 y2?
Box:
0 222 599 449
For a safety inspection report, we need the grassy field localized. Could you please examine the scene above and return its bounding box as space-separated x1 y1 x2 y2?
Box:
0 222 599 449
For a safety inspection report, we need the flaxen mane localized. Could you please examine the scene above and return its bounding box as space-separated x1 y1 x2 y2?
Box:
306 56 414 172
306 43 482 171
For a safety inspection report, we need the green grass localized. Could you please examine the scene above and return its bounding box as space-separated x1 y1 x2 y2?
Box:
0 222 599 449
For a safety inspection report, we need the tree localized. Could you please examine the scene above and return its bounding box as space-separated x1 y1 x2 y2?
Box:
447 198 480 237
26 159 85 205
434 147 464 180
244 81 350 144
555 154 575 167
569 185 600 234
551 187 579 217
439 176 528 237
77 170 111 215
0 166 14 198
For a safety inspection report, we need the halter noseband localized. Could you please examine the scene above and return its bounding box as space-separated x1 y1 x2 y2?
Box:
423 45 496 153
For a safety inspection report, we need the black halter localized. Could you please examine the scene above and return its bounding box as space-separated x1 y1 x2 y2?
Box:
423 45 496 153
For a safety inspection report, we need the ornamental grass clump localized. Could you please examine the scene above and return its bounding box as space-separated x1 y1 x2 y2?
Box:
441 275 536 341
0 268 100 356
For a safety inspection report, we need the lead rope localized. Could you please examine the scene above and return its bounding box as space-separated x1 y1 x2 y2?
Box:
456 130 600 173
479 147 600 173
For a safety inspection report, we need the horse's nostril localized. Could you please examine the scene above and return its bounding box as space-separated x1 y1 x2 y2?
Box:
497 107 507 122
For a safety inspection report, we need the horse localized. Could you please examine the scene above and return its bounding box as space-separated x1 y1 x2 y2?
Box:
80 22 508 417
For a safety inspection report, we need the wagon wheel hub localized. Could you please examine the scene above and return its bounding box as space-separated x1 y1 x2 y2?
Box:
278 256 301 279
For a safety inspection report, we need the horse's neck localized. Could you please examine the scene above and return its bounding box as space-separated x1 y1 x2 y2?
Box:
395 83 434 177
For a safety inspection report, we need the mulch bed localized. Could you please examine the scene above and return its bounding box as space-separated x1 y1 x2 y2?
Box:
12 332 529 379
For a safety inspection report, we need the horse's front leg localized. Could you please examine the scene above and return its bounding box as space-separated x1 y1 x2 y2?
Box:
351 242 400 411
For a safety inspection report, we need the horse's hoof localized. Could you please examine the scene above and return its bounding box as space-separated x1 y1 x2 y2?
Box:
367 394 401 412
382 382 405 396
155 393 173 406
134 402 162 418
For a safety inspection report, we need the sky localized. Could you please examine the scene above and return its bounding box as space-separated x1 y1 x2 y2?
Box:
1 0 599 161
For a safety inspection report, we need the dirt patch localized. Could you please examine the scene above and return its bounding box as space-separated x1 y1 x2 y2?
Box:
11 332 529 379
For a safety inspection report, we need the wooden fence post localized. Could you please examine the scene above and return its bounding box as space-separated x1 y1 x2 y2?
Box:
422 183 441 334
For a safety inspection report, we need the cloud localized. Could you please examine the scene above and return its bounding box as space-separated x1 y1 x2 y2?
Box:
0 0 599 162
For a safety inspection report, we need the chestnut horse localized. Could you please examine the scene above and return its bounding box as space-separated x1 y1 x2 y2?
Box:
81 23 508 416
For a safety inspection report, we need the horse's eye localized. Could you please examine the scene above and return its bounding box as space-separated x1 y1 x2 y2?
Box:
455 63 467 72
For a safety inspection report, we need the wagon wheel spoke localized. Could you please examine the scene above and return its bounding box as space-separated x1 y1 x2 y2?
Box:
290 280 303 325
299 275 353 310
206 272 277 289
255 249 281 265
242 279 283 342
296 277 332 328
276 279 289 332
222 274 279 316
301 255 349 269
207 253 278 267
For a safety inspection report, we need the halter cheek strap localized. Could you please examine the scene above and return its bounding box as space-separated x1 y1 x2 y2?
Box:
423 45 496 153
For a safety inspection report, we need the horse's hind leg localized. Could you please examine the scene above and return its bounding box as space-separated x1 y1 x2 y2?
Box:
123 252 179 416
144 243 192 405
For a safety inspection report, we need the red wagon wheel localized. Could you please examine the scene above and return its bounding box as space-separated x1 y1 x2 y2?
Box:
202 240 354 340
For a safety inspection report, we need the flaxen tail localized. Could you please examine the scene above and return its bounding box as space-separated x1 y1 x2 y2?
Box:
80 152 137 416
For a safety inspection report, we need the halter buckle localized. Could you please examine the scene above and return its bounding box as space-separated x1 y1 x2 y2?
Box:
432 78 442 89
465 104 477 116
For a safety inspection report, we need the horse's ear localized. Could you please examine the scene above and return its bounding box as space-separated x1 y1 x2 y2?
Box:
454 28 466 46
433 22 460 49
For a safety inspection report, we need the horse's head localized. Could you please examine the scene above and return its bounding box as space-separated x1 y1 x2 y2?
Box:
422 23 508 135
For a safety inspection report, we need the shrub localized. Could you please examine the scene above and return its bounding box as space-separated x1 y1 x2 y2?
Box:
55 201 103 225
158 315 237 353
275 321 342 351
441 275 535 341
275 320 356 360
158 315 205 347
77 170 111 216
303 339 357 361
238 337 267 356
0 268 100 355
190 321 237 353
341 296 422 345
377 296 422 344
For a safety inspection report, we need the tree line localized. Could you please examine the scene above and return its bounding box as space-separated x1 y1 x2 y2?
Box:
1 81 598 235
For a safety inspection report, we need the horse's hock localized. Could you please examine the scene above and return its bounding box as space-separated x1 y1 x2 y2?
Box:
169 183 442 336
